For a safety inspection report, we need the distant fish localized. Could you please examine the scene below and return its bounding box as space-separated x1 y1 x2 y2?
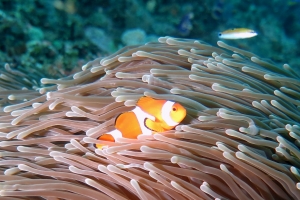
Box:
178 12 194 36
96 96 186 149
218 28 258 39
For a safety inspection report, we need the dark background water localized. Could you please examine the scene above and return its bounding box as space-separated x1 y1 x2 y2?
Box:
0 0 299 78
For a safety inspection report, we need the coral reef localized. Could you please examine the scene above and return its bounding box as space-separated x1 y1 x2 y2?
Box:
0 37 300 199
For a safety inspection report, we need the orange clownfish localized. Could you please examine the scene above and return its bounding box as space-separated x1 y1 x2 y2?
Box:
96 96 186 149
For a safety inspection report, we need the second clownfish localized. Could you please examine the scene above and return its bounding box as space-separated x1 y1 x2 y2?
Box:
96 96 186 149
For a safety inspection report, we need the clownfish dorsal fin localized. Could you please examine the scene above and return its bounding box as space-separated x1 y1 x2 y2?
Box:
114 113 122 125
136 96 156 108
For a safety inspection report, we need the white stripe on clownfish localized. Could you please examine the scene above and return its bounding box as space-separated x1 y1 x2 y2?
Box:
132 106 155 135
161 101 179 127
108 129 122 140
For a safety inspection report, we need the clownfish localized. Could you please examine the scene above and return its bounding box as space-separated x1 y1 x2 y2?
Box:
96 96 186 149
218 28 257 40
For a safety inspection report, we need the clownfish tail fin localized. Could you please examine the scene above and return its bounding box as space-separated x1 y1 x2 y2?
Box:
96 133 115 149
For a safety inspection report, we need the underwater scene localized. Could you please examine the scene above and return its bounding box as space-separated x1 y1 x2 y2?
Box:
1 0 300 199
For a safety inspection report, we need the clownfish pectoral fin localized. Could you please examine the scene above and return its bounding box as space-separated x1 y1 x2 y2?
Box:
145 118 165 133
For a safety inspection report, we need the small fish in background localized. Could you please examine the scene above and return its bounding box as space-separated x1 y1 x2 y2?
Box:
218 28 258 39
177 12 194 36
96 96 187 149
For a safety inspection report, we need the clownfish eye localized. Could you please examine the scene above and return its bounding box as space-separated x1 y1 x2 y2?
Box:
172 107 177 111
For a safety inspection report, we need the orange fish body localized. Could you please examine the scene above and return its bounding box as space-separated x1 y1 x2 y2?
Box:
96 96 186 149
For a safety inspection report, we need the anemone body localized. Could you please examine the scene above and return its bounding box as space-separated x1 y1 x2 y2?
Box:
0 37 300 200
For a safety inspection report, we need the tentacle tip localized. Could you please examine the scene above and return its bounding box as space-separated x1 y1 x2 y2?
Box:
171 156 179 164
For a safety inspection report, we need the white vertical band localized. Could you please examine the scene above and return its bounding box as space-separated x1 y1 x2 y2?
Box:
132 106 154 135
108 129 123 140
161 101 179 127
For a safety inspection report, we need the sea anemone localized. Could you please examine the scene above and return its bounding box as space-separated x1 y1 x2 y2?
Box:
0 37 300 200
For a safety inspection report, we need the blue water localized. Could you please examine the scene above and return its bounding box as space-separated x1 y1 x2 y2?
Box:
0 0 299 74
